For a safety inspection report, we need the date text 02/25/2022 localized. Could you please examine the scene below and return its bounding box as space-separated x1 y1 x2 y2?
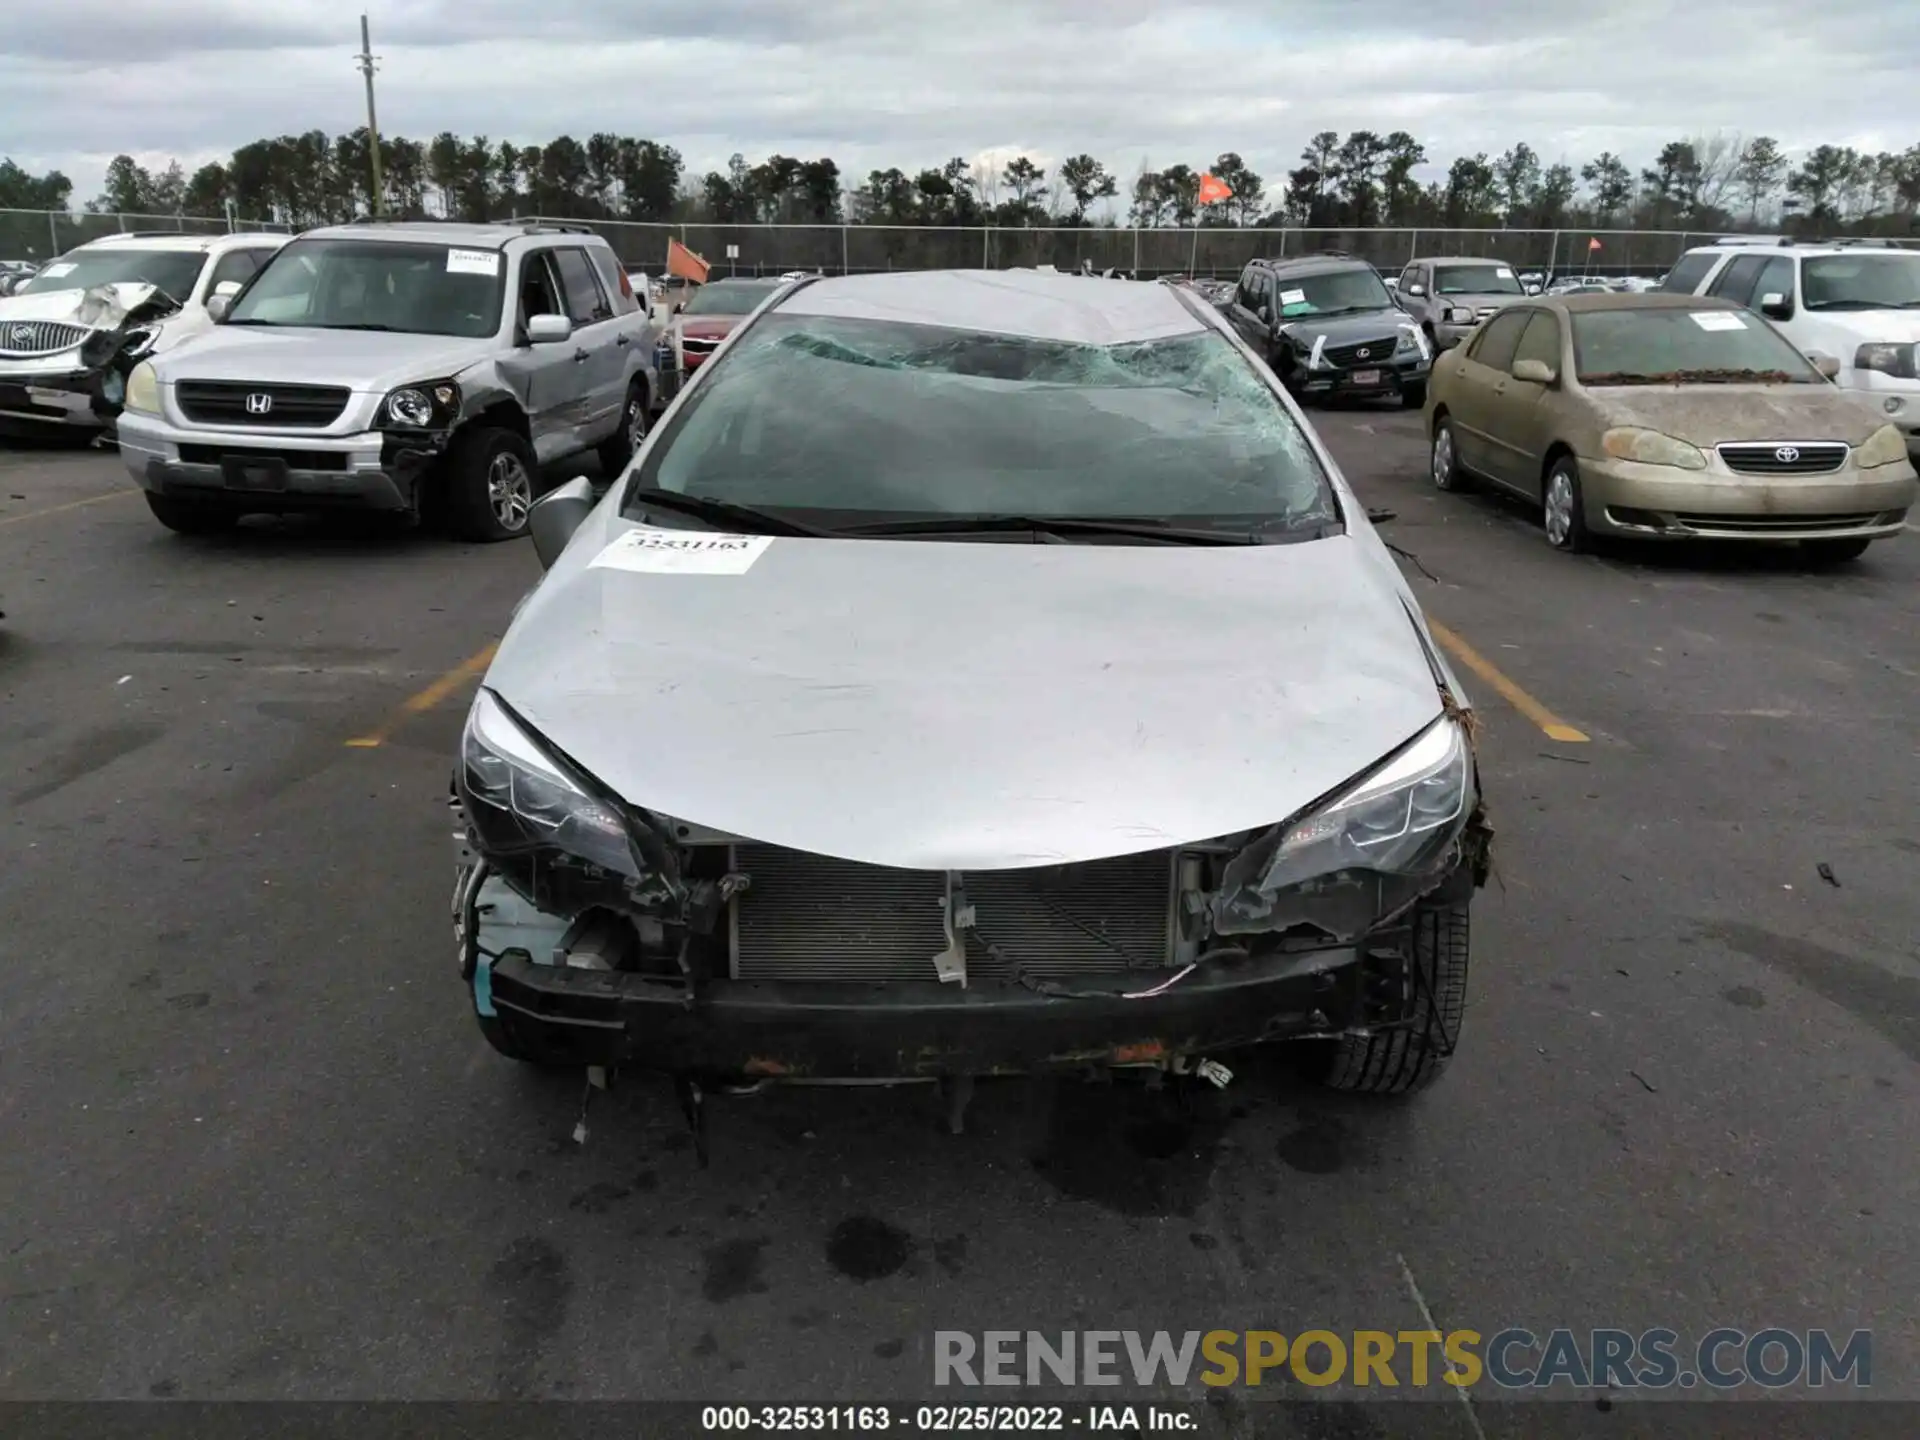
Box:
699 1404 1197 1432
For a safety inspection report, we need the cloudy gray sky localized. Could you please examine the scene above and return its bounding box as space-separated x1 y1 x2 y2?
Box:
4 0 1918 210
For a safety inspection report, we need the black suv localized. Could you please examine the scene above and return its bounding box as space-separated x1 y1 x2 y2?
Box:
1225 254 1430 407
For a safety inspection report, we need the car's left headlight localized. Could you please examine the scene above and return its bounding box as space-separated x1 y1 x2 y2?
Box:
377 378 460 430
1855 423 1909 468
1396 326 1430 361
122 360 159 414
1212 718 1476 938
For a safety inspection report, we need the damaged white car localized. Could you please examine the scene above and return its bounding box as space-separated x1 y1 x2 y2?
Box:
0 231 286 435
450 269 1492 1112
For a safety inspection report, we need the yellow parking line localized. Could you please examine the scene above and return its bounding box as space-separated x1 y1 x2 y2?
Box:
0 487 138 530
344 643 498 748
1426 619 1590 743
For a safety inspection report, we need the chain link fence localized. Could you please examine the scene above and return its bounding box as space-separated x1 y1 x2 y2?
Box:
541 220 1747 281
0 209 292 261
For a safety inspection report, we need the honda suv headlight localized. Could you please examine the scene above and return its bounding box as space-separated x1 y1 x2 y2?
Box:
377 378 460 429
123 360 159 415
1855 423 1908 468
458 689 676 917
1212 718 1476 939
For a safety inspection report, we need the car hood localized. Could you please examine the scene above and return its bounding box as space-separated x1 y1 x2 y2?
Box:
0 282 176 331
676 316 743 341
1277 309 1409 347
147 326 489 390
1589 384 1887 446
484 527 1448 871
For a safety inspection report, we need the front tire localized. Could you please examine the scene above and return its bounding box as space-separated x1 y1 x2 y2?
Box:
1542 453 1590 552
595 379 651 478
144 492 239 534
1800 536 1871 566
445 426 538 543
1315 901 1470 1097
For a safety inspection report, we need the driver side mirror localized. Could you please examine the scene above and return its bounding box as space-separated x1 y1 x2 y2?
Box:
526 312 573 345
205 294 234 322
1405 283 1426 297
1524 283 1542 295
1805 350 1840 380
1257 303 1270 322
673 300 686 314
1511 357 1558 386
1758 292 1793 321
529 475 598 570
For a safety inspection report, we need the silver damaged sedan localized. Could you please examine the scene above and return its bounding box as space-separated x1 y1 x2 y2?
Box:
450 269 1492 1106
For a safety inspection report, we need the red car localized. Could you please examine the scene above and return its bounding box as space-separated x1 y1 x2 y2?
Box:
673 277 788 374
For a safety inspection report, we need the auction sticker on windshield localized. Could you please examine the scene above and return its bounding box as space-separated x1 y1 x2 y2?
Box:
589 527 775 575
446 248 501 276
38 262 75 278
1690 311 1748 331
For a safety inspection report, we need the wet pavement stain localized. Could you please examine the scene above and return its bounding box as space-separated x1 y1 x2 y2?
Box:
702 1238 771 1302
486 1236 572 1401
1275 1113 1351 1175
874 1339 905 1360
826 1216 915 1282
693 1332 720 1359
1030 1082 1228 1218
568 1181 632 1213
12 721 166 807
1703 921 1918 1064
1723 985 1767 1009
1190 1232 1221 1251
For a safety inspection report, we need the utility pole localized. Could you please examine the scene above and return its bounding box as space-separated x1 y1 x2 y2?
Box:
355 14 384 218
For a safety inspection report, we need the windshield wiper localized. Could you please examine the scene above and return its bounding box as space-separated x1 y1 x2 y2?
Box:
312 322 398 331
624 487 837 537
839 514 1335 546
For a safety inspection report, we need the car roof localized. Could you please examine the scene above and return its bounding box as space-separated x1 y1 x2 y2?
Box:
296 221 604 250
1417 256 1508 266
777 269 1209 344
1260 256 1373 275
1686 240 1910 259
1543 291 1745 314
75 231 285 253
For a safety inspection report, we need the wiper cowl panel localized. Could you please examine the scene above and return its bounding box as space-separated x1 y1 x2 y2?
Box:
623 487 837 538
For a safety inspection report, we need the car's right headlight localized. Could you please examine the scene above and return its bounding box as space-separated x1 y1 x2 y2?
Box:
1854 342 1918 380
1445 305 1477 324
1601 427 1708 470
1855 423 1909 468
458 688 678 919
123 360 159 415
1212 718 1476 938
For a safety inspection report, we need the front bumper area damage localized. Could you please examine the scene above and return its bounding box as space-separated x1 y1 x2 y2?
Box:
116 415 450 515
451 690 1493 1083
0 283 182 430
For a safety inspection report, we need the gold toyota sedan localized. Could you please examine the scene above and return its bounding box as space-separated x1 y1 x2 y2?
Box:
1423 292 1917 562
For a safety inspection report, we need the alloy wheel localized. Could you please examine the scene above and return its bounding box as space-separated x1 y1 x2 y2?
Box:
487 452 532 531
1544 468 1576 547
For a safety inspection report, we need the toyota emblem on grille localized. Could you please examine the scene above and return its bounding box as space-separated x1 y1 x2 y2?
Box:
1355 347 1371 359
1774 445 1799 463
245 392 273 415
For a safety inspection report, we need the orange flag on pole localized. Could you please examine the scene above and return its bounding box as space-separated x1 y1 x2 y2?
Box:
1587 237 1603 252
1197 173 1233 206
666 237 710 284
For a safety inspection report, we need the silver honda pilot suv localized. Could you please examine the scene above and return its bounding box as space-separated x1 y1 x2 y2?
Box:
116 222 659 541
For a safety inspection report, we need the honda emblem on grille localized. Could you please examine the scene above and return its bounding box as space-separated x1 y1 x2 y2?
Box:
245 392 273 415
1774 445 1799 463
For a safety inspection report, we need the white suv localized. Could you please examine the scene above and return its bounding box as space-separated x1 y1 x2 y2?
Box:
0 230 287 435
1660 239 1920 461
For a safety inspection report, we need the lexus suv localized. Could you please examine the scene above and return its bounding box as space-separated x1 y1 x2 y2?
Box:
450 269 1491 1109
1224 254 1432 406
116 222 659 541
0 231 286 436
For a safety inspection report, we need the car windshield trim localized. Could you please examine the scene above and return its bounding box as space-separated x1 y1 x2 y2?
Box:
1570 307 1821 385
622 313 1340 540
1432 264 1525 296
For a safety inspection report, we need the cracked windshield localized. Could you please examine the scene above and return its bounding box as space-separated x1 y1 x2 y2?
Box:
0 2 1915 1437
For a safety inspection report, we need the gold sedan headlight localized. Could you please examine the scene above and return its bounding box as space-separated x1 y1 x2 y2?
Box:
1600 427 1707 471
1855 423 1908 469
123 361 159 415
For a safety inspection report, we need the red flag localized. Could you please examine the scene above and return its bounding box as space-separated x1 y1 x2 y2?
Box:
1197 173 1233 206
1587 237 1603 252
666 237 710 284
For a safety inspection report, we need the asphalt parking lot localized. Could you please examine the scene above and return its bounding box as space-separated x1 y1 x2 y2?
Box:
1 412 1916 1422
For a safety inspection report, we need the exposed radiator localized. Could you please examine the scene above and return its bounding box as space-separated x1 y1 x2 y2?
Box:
728 844 1177 983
